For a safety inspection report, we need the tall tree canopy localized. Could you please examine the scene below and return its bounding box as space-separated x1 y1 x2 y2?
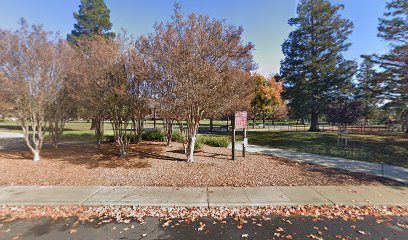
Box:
370 0 407 104
140 5 255 162
280 0 357 131
355 57 380 126
67 0 115 45
0 19 77 160
251 74 285 127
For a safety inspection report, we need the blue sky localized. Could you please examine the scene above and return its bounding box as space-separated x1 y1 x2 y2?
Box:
0 0 389 76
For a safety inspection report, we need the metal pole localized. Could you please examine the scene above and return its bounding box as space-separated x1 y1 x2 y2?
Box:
243 128 247 157
232 114 235 160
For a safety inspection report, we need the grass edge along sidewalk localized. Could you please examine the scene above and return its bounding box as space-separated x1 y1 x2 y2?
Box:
0 185 407 207
231 144 408 185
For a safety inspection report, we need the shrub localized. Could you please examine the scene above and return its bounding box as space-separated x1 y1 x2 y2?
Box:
104 134 139 143
195 136 204 151
171 130 185 143
141 129 166 142
193 135 229 151
128 134 139 143
104 135 115 143
200 135 230 148
169 130 202 151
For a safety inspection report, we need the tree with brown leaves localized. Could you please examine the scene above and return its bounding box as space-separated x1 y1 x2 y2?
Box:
141 5 255 162
76 36 118 148
0 19 77 160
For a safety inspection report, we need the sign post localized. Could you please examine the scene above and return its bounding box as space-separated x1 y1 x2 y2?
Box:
231 114 235 160
243 127 247 157
233 111 248 160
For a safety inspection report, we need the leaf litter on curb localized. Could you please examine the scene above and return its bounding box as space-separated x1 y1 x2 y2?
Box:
1 205 407 229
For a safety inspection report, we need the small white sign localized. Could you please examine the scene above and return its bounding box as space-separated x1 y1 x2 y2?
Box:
243 138 248 147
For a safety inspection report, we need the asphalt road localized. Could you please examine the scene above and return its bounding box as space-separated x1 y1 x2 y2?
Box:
1 215 407 240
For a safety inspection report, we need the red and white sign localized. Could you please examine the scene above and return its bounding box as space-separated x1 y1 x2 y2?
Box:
235 111 247 129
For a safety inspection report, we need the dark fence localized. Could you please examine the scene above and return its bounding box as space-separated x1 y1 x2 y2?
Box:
250 123 406 134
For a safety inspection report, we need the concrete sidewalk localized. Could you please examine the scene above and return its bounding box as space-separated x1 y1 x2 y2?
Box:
231 144 408 184
0 185 406 207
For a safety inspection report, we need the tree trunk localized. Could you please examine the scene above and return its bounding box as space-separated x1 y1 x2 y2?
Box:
262 113 266 128
137 118 143 143
186 122 199 163
165 120 173 146
210 118 213 132
153 107 156 129
187 135 196 163
95 120 104 148
309 110 320 132
22 118 43 161
119 145 128 157
90 118 96 130
252 115 256 129
33 150 40 161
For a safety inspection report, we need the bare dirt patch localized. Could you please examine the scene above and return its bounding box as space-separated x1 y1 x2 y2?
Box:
0 142 400 186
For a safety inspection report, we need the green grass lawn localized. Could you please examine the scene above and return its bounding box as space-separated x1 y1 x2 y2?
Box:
0 120 111 142
239 131 408 168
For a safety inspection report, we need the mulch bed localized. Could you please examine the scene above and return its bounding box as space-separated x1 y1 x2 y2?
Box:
0 142 401 187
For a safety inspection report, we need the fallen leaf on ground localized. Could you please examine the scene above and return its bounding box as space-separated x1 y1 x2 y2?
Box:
197 222 206 231
276 227 285 232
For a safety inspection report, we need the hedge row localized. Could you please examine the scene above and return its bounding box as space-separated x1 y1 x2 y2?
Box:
105 129 230 150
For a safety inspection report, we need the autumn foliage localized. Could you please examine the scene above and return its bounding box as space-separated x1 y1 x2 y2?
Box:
251 74 287 126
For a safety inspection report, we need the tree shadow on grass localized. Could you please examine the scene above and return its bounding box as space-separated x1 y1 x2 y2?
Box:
247 131 408 168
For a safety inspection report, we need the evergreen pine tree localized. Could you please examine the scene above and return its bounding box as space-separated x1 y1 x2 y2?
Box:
356 57 380 127
370 0 407 104
67 0 115 45
280 0 357 131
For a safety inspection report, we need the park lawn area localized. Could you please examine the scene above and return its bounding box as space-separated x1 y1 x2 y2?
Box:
0 120 229 142
0 120 113 142
243 131 408 168
54 121 114 142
